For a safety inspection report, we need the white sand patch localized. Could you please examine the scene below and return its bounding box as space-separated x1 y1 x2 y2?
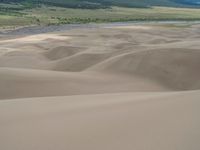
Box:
0 34 71 44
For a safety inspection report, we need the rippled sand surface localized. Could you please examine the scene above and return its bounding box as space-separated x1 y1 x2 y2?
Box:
0 24 200 150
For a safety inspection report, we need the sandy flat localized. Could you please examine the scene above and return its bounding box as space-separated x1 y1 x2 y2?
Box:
106 25 152 29
0 23 200 150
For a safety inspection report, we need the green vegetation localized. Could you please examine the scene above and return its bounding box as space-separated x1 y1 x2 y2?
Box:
0 1 200 28
2 0 200 9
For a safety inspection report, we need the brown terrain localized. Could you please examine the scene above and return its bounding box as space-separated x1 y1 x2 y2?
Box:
0 23 200 150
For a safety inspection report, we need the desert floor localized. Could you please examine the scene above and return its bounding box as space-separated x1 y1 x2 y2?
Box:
0 23 200 150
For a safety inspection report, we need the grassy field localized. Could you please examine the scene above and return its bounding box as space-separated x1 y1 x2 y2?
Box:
0 0 193 9
1 4 200 28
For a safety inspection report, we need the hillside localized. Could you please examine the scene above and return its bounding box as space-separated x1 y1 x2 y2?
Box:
1 0 200 28
1 0 200 9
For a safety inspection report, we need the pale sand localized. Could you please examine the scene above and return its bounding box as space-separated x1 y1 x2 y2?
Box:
0 33 71 43
107 25 152 29
0 24 200 150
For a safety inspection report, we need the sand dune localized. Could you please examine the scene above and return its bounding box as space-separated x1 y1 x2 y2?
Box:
0 91 200 150
44 46 84 60
0 24 200 150
0 68 168 99
88 48 200 90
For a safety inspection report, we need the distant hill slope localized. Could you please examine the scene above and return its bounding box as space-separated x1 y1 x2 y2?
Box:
1 0 200 28
178 0 200 4
1 0 200 8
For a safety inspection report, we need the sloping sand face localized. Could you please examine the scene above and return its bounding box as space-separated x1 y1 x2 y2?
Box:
0 24 200 150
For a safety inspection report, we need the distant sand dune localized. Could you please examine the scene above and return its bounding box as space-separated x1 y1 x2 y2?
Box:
0 25 200 96
53 52 110 71
44 46 84 60
88 48 200 90
0 24 200 150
